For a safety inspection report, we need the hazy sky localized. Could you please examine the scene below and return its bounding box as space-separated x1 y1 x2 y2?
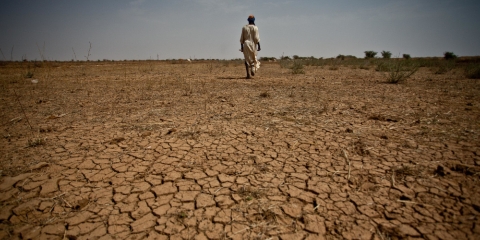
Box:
1 0 479 61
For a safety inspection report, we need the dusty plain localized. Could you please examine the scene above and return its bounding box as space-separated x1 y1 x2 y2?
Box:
0 59 479 239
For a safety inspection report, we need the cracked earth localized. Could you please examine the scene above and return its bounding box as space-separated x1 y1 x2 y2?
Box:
0 60 479 239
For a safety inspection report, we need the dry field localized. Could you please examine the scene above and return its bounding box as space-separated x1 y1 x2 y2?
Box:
0 59 479 239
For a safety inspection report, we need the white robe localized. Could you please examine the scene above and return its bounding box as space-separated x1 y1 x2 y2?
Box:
240 24 260 71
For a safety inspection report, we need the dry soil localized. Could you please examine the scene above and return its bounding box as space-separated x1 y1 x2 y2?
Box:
0 60 479 239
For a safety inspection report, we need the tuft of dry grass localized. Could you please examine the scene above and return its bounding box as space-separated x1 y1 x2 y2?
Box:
354 140 370 156
237 185 265 200
255 163 269 173
176 210 189 220
389 165 424 183
27 137 45 147
180 125 200 139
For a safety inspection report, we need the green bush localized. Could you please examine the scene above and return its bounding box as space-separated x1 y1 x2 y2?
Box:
381 51 392 59
444 52 457 60
364 51 377 59
403 54 411 60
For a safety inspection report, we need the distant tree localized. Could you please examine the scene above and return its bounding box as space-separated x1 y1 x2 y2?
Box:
444 52 457 60
403 54 411 60
381 51 392 59
364 51 377 59
292 55 300 60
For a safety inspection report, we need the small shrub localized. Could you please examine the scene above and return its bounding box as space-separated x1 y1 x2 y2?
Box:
403 54 411 60
291 60 305 74
385 60 418 84
359 64 370 70
304 58 326 67
465 64 480 79
206 62 214 73
279 59 291 69
328 60 340 70
376 60 391 72
415 58 440 67
434 60 455 74
364 51 377 59
179 77 193 96
260 57 276 61
25 71 34 78
336 55 357 61
33 61 43 68
444 52 457 60
358 60 373 70
381 51 392 59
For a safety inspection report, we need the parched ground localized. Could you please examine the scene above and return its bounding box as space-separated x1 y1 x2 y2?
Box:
0 60 479 239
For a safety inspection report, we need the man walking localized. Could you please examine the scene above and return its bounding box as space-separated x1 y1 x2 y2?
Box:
240 15 261 79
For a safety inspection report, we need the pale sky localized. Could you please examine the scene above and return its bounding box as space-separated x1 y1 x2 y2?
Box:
1 0 479 61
